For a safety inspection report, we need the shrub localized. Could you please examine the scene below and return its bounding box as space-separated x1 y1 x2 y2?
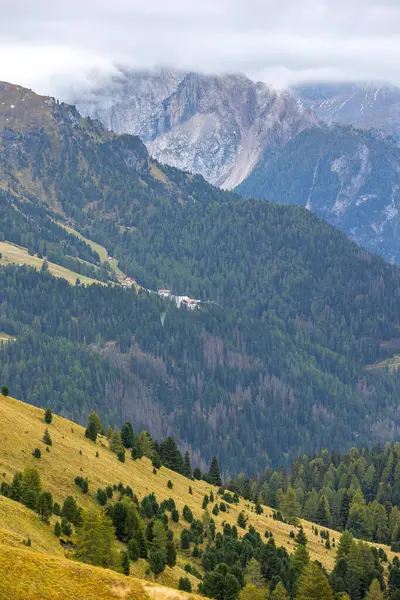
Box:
178 577 192 592
167 480 173 489
32 448 41 459
219 502 227 512
96 488 108 506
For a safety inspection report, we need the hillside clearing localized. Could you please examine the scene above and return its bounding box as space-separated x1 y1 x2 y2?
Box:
0 241 103 286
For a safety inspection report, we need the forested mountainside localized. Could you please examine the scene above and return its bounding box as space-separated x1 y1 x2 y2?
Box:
71 68 315 188
2 82 400 473
227 444 400 549
292 81 400 137
237 124 400 263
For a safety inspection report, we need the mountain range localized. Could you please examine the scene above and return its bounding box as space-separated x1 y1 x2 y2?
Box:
292 80 400 137
70 69 400 264
72 67 316 188
2 80 400 475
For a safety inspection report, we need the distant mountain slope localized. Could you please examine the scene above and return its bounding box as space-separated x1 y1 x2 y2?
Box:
2 81 400 473
292 81 400 137
71 68 315 188
237 124 400 263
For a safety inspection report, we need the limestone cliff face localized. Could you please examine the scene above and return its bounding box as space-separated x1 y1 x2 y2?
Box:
73 68 315 188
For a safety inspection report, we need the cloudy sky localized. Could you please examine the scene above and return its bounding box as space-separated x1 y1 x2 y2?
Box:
1 0 400 95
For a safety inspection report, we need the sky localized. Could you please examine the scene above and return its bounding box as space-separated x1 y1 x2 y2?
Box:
1 0 400 96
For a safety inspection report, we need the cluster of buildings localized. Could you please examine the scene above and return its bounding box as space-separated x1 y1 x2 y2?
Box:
121 277 137 288
158 289 200 310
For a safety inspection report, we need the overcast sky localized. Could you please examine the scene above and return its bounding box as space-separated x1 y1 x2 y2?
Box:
1 0 400 95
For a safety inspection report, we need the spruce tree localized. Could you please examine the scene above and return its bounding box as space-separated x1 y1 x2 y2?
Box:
54 521 61 537
183 451 192 478
44 408 52 424
209 456 221 486
316 494 331 527
296 525 308 546
237 511 248 529
131 435 143 460
121 422 134 449
149 548 166 578
85 419 98 443
128 538 140 561
166 540 177 567
121 551 130 576
1 386 8 396
43 428 52 446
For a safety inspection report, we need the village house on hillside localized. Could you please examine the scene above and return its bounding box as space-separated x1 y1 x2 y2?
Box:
157 289 200 310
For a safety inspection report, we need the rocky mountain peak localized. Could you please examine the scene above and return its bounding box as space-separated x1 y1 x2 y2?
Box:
72 68 316 188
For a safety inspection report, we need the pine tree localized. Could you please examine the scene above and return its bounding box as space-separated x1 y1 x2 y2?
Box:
295 525 308 546
183 451 192 478
280 485 301 525
149 548 166 578
85 419 98 442
109 427 124 454
36 491 53 522
131 435 143 460
291 543 309 574
316 494 331 527
85 411 103 441
1 386 8 397
209 456 221 486
121 551 130 576
237 511 247 529
136 529 148 558
43 428 52 446
121 422 134 449
166 540 177 567
296 563 333 600
44 408 52 424
128 538 140 561
54 520 61 537
366 579 384 600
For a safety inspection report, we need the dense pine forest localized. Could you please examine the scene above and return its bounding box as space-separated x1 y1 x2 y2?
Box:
1 86 400 474
226 444 400 549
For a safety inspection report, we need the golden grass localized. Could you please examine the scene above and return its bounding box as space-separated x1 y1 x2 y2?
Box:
0 393 396 583
0 241 102 286
0 543 149 600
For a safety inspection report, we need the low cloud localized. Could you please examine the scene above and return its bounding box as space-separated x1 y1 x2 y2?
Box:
1 0 400 95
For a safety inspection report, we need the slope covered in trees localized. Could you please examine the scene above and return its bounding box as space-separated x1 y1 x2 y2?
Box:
2 83 400 473
0 393 399 600
226 444 400 549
